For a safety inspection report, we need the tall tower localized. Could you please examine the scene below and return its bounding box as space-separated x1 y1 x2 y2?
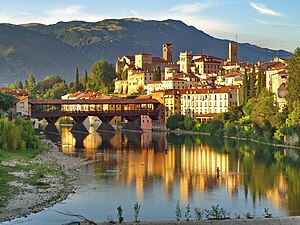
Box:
229 42 238 63
163 43 172 62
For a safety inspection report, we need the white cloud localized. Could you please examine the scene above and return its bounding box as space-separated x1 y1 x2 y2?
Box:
170 1 216 14
43 5 101 24
256 20 300 27
130 10 141 18
249 2 283 16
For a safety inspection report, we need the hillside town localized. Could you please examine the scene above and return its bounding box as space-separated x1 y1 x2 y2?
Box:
2 42 290 131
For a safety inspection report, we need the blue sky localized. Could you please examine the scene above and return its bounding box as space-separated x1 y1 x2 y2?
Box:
0 0 299 52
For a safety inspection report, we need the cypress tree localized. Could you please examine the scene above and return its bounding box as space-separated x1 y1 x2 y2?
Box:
75 67 79 86
242 68 249 105
153 66 161 81
249 64 256 99
256 71 262 97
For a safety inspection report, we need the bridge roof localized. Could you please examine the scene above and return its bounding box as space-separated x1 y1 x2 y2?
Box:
28 98 160 105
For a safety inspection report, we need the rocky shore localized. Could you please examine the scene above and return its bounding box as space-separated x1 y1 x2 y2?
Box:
0 139 94 223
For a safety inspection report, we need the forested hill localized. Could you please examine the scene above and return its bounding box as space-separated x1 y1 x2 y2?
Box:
0 18 292 83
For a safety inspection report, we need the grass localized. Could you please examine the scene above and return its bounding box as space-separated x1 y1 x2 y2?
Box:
0 147 45 162
0 145 47 208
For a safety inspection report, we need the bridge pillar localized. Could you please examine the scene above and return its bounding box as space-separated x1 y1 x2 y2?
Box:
122 115 143 133
70 123 89 149
97 116 116 133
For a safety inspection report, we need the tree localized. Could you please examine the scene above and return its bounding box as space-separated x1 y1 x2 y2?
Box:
153 66 161 81
256 71 262 97
49 82 68 99
17 81 23 90
184 116 193 130
242 68 249 104
27 73 36 90
80 70 89 91
75 66 80 86
249 64 256 99
286 48 300 112
0 92 16 112
24 80 29 90
89 60 116 93
166 114 184 130
250 89 279 129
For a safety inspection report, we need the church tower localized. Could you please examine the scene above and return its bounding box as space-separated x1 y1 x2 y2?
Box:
228 42 238 63
163 43 172 62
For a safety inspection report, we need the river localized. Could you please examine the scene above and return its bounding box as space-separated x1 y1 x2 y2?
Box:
4 124 300 224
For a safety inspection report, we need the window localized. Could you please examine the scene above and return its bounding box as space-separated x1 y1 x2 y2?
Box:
20 102 25 108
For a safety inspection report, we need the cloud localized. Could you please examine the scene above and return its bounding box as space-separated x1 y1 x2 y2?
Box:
44 5 101 24
131 10 141 18
256 20 300 27
0 5 103 25
170 1 216 14
249 2 283 16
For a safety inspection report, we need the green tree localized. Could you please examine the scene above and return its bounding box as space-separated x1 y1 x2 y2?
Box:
75 66 79 86
49 82 68 99
0 92 16 112
24 80 29 90
80 70 89 91
286 48 300 112
242 68 249 104
249 64 256 99
17 81 23 90
153 66 161 81
184 116 193 131
250 89 278 129
89 60 116 93
32 76 64 99
27 73 36 90
166 114 184 130
256 71 262 97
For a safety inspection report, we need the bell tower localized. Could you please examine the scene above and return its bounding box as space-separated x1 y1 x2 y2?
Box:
163 43 172 62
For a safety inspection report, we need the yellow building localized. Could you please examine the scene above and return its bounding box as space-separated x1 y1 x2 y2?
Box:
127 68 153 94
164 89 181 121
180 85 242 118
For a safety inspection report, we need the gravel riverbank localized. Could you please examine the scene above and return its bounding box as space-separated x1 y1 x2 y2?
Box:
0 139 94 223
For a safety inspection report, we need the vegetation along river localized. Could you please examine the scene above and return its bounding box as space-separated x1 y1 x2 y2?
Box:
4 124 300 225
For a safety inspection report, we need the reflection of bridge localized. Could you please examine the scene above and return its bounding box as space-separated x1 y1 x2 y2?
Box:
29 98 162 132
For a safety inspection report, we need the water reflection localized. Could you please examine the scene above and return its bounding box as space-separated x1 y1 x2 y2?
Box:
46 126 300 217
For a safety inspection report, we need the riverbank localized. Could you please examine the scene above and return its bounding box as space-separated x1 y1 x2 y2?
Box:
67 216 300 225
0 139 94 223
166 129 300 149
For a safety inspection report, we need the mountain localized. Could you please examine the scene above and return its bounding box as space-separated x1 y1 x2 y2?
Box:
0 18 292 84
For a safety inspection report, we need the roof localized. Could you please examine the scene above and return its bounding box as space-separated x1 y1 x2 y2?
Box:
147 81 163 84
18 95 28 101
29 98 160 105
163 77 185 82
196 113 217 118
124 55 135 61
152 56 169 63
223 71 242 78
135 95 152 99
179 85 240 94
68 91 84 98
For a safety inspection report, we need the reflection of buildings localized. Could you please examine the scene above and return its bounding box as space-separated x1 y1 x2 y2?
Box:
59 126 298 214
111 135 242 203
61 127 76 154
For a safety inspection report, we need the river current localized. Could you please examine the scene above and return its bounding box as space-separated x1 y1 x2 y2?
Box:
4 125 300 225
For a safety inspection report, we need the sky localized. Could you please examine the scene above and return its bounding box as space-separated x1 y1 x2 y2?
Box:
0 0 299 52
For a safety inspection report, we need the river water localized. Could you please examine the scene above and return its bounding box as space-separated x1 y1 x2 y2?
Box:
4 125 300 224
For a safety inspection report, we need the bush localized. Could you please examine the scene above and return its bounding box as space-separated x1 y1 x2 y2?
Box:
0 117 40 151
166 115 184 130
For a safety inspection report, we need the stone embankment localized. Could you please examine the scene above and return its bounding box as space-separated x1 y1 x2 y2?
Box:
69 216 300 225
0 139 94 222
